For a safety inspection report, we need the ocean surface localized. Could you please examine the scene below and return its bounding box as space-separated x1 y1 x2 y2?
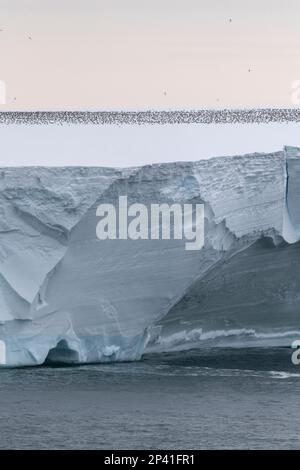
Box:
0 347 300 450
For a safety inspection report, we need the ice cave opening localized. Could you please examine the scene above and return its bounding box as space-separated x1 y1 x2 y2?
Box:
44 339 80 366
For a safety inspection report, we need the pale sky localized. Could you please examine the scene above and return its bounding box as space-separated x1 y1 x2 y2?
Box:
0 0 300 110
1 1 299 167
0 123 299 166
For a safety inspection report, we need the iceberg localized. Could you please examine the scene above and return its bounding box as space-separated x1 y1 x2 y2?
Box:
0 147 300 366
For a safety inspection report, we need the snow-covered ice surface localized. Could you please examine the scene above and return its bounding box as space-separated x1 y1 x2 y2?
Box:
1 147 300 367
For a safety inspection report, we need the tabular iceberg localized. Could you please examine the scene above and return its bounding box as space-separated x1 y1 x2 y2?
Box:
0 146 300 367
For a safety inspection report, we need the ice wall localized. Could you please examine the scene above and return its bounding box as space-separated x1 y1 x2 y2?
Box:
0 148 299 366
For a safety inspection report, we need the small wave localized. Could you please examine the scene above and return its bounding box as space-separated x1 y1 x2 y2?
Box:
149 327 300 351
269 371 300 379
254 331 300 339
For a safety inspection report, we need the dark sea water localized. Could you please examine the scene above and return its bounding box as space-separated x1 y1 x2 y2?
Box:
0 347 300 450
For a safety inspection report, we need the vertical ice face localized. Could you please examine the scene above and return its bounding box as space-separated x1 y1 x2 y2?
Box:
24 163 214 365
0 148 299 366
285 147 300 229
192 150 286 239
148 148 300 352
281 147 300 244
0 167 122 365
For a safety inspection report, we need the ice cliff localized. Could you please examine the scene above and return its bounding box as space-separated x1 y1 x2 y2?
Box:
0 147 300 366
